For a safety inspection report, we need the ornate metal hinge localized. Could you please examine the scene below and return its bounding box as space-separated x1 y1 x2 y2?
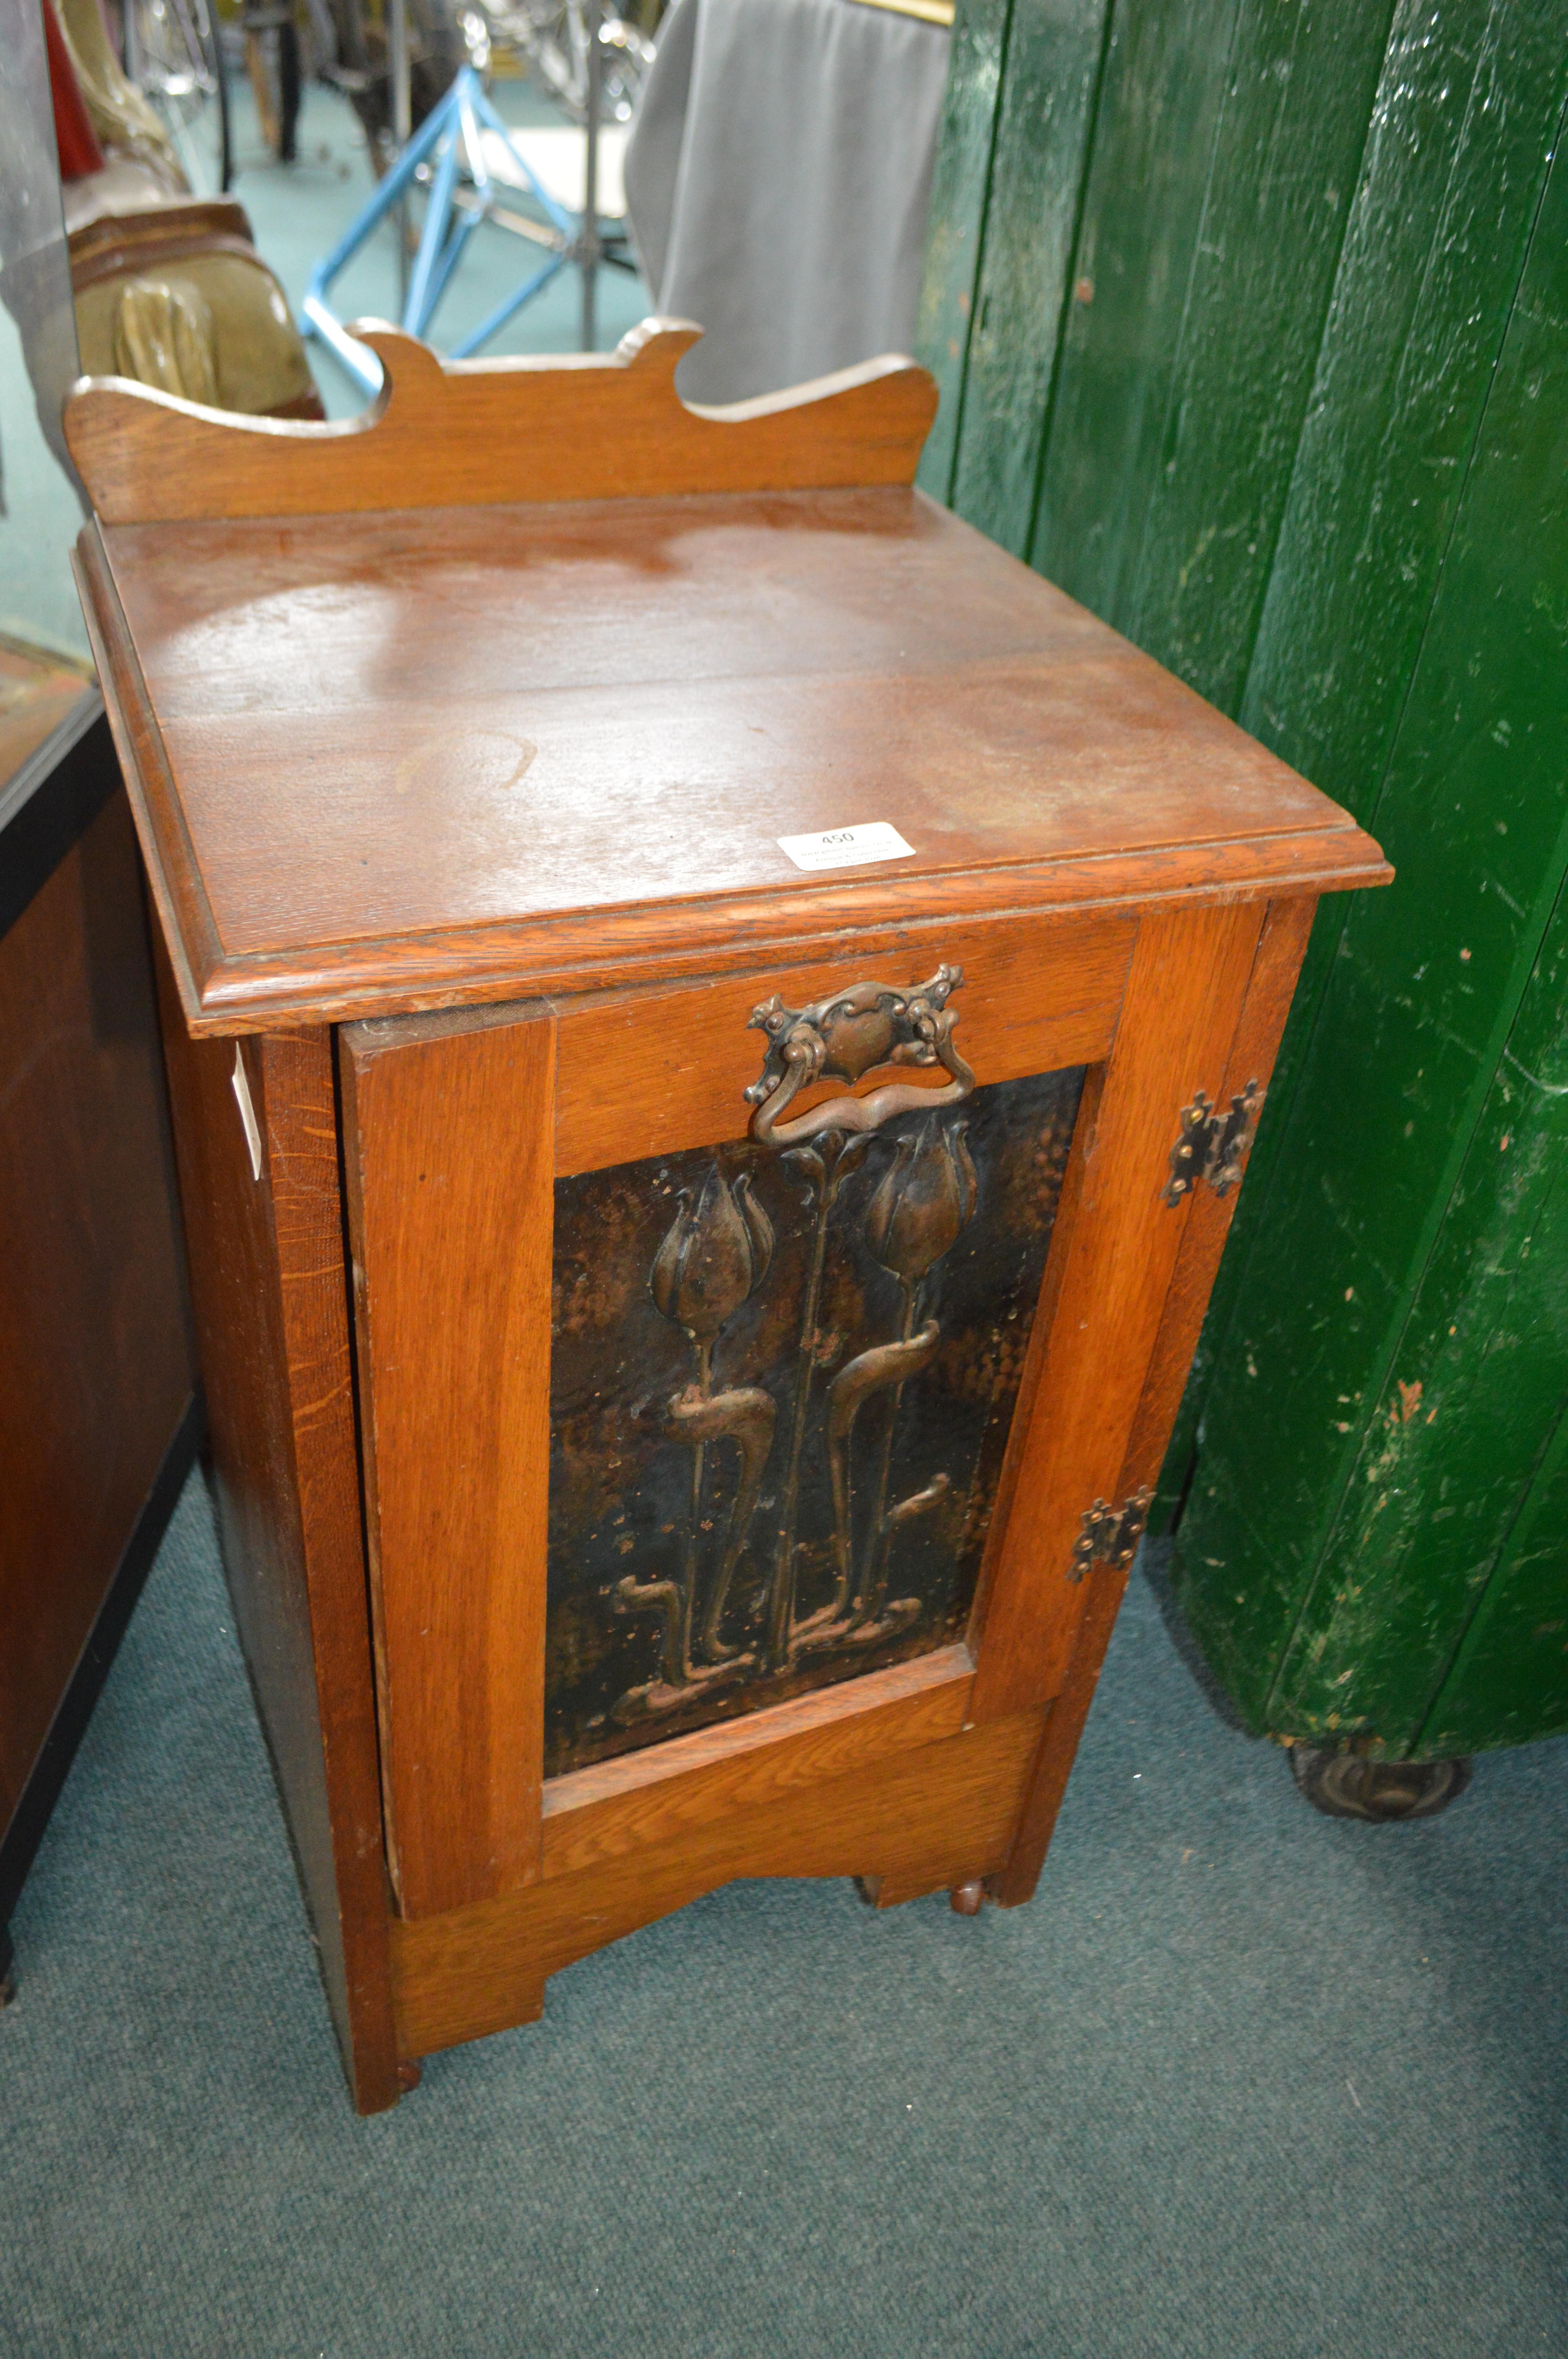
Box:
1068 1486 1154 1582
1161 1079 1263 1207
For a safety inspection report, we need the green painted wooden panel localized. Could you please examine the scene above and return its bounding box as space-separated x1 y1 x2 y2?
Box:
1175 129 1568 1741
944 0 1111 554
1422 1396 1568 1756
914 0 1013 504
1027 0 1243 627
1034 0 1396 712
918 0 1568 1759
1268 872 1568 1748
1152 0 1568 1527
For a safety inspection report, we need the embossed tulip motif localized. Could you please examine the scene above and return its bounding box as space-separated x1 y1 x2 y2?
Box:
762 1127 872 1667
613 1165 777 1719
604 965 984 1728
811 1117 978 1646
865 1114 978 1287
650 1163 773 1343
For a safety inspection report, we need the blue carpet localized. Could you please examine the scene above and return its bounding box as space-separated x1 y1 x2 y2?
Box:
4 1471 1564 2357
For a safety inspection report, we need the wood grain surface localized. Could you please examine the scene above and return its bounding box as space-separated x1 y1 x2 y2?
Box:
154 978 401 2110
541 1644 974 1880
0 643 93 789
76 481 1387 1036
64 319 938 525
965 900 1265 1721
391 1705 1044 2057
341 1003 557 1920
548 908 1132 1175
994 890 1318 1905
1120 892 1316 1487
68 292 1397 2095
990 1566 1125 1911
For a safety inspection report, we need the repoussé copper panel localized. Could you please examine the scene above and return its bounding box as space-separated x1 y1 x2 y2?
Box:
546 1065 1085 1774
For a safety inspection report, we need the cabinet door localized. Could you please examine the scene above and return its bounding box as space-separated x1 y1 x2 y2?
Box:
342 899 1272 1924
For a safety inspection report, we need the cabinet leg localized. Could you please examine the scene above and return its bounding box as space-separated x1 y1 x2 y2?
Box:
993 1558 1131 1907
949 1879 985 1917
1288 1745 1472 1822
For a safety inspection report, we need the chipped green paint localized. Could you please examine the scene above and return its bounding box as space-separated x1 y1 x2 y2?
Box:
914 0 1014 505
1051 0 1396 712
1178 125 1568 1750
947 0 1113 554
1260 869 1568 1747
1027 0 1245 628
1423 1392 1568 1754
917 0 1568 1759
1159 0 1568 1535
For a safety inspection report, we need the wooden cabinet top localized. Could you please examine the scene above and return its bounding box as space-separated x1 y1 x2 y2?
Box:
66 323 1388 1033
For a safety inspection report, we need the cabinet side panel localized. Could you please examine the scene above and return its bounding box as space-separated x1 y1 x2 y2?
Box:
341 1008 557 1919
1122 893 1317 1486
968 900 1265 1724
154 964 399 2110
996 891 1318 1902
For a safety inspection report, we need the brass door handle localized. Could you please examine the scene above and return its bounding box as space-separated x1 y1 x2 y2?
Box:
744 963 975 1148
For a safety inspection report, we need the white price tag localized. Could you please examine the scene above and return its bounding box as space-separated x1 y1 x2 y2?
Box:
777 821 916 873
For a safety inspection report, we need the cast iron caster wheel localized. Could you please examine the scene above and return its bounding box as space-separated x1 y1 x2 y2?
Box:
1288 1744 1472 1822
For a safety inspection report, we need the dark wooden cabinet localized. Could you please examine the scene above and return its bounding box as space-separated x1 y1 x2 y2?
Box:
66 324 1388 2110
0 704 198 1990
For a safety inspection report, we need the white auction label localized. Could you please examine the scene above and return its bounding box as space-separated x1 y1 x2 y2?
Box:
777 821 916 872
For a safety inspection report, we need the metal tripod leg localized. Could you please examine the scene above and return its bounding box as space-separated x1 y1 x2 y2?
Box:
302 66 576 394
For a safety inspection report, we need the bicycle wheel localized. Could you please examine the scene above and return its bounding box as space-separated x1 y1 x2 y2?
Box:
512 2 654 128
126 0 232 193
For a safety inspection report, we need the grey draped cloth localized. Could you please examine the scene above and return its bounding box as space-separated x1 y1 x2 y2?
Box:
623 0 950 403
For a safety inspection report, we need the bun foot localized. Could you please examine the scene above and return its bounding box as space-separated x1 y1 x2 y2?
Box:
949 1878 985 1917
396 2058 422 2092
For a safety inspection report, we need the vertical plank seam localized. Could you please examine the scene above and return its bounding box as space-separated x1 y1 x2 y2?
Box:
1224 0 1401 728
1119 0 1248 640
1406 1354 1568 1760
1019 0 1121 566
1169 81 1568 1566
1297 860 1568 1748
939 0 1019 507
1265 806 1568 1726
1256 115 1568 1721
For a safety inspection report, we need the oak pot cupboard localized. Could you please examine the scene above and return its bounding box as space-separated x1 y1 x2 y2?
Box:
65 320 1388 2111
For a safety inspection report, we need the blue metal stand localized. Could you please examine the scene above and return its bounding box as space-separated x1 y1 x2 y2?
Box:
303 66 579 395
